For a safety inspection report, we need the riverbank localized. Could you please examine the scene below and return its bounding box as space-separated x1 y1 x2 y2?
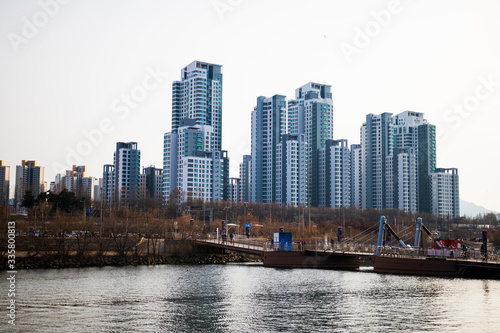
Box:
1 237 263 270
2 253 262 270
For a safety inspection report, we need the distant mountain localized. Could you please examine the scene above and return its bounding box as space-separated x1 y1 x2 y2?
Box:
460 199 499 217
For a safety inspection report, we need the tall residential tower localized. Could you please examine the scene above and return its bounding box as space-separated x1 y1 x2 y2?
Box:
164 61 228 202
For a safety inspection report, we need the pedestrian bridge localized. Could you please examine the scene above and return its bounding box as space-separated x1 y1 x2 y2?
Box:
195 238 265 255
195 238 377 258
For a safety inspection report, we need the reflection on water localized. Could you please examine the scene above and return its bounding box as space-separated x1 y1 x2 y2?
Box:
1 264 500 332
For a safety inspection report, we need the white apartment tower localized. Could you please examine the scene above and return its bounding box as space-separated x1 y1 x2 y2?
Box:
251 95 287 203
275 134 308 207
288 82 334 207
361 113 393 209
430 168 460 218
350 144 362 208
164 61 227 203
385 147 417 212
318 140 351 208
238 155 251 202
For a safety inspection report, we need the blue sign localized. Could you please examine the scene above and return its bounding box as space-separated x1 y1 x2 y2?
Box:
279 232 292 251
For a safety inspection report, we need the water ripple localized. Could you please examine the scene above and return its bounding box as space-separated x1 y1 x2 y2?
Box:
1 265 499 332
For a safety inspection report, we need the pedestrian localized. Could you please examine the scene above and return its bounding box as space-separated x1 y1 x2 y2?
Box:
480 243 487 261
230 233 234 243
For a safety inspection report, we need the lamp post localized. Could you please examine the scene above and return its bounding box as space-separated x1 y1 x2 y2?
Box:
243 202 247 228
223 206 230 222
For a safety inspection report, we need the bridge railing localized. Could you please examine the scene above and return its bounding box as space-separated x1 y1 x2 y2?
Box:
376 246 500 262
262 241 377 253
198 238 265 252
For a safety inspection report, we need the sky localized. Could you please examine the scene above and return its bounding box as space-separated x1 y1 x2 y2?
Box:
1 0 499 213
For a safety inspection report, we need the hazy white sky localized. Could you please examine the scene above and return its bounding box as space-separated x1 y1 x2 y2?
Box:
1 0 499 212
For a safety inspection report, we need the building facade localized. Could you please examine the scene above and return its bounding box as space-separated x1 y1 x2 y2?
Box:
385 147 417 212
102 142 140 207
361 113 394 209
430 168 460 218
142 166 163 202
228 177 240 202
251 95 287 203
417 123 436 213
14 160 46 209
238 154 251 202
350 144 362 208
275 134 308 207
171 61 223 151
0 161 10 206
288 83 334 207
164 61 228 203
102 164 115 208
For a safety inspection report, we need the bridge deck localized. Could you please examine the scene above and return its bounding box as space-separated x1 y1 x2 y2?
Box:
196 239 376 258
196 239 265 255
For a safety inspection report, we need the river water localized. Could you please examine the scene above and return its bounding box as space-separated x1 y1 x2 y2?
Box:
1 264 500 332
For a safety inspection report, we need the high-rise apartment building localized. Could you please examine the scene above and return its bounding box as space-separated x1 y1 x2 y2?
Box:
238 155 251 202
228 177 240 202
318 140 351 208
417 124 436 213
102 142 140 206
275 134 308 207
15 160 45 209
392 111 435 212
81 177 98 201
430 168 460 218
171 61 223 151
164 61 228 203
0 161 10 206
115 142 140 205
171 119 226 201
385 147 417 212
251 95 287 203
288 83 334 207
102 164 115 208
163 132 178 200
361 113 394 209
350 144 362 208
249 83 333 207
142 166 163 202
359 111 439 213
56 165 87 195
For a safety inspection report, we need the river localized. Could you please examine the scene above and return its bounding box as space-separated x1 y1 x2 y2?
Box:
1 264 499 332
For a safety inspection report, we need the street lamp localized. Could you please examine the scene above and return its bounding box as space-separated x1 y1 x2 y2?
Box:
243 202 247 227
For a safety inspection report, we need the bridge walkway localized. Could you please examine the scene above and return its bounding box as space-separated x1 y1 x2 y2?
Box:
195 239 265 255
